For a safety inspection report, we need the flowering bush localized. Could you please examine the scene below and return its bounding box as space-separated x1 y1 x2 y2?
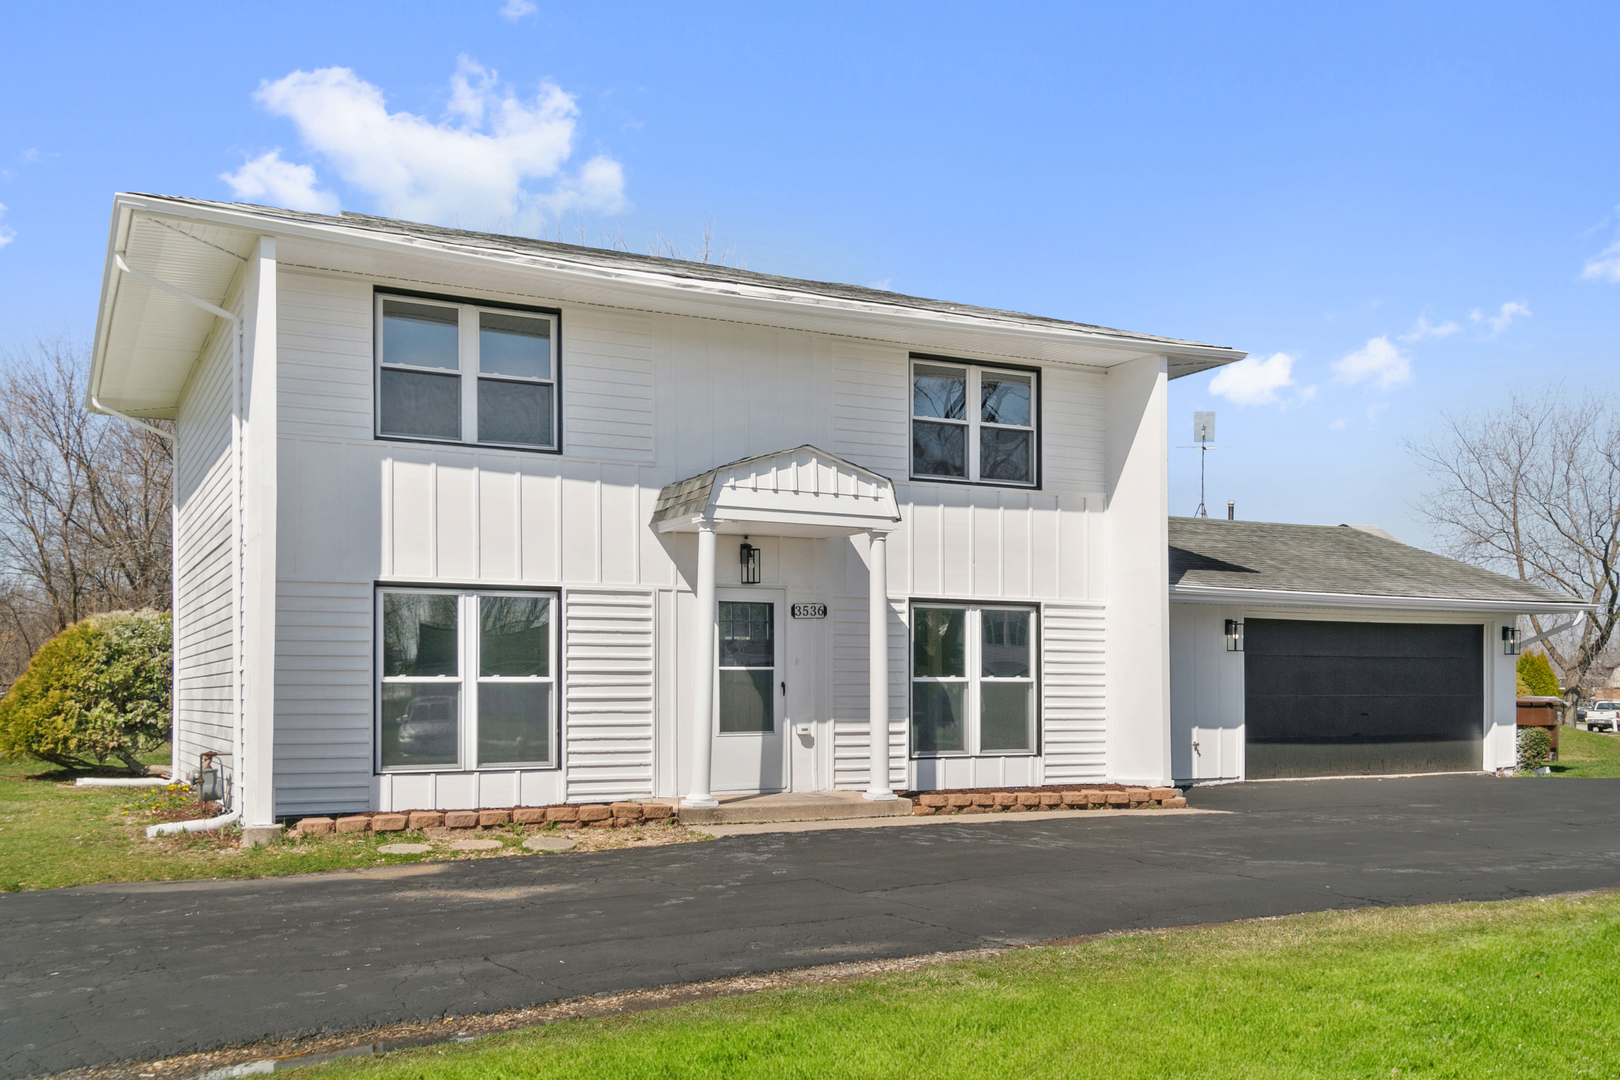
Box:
0 610 171 771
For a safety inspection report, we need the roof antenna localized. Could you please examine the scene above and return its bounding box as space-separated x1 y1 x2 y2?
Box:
1178 412 1220 518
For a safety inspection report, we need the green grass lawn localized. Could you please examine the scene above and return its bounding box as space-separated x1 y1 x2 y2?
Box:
0 753 527 891
306 893 1620 1080
1551 726 1620 777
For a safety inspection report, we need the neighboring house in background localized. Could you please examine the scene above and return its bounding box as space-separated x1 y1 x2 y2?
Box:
1167 517 1587 784
89 193 1245 837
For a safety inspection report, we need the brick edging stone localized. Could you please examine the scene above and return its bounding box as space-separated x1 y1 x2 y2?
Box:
293 801 675 836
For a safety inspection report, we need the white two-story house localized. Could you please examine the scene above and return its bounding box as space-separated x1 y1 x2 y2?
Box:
90 192 1252 837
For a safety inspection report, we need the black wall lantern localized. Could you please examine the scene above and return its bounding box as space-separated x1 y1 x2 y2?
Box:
739 540 761 584
1224 618 1244 652
1502 625 1520 655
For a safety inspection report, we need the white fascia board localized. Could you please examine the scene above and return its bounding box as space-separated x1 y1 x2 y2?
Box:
113 195 1247 368
87 203 139 410
1169 584 1593 614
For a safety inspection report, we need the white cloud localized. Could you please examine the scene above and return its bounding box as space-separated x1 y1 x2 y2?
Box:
1208 351 1296 406
0 203 13 250
1586 243 1620 283
1469 301 1531 335
1329 418 1347 431
1366 403 1389 424
220 149 340 213
499 0 537 18
20 148 40 163
1399 314 1461 342
247 57 625 230
1333 336 1412 389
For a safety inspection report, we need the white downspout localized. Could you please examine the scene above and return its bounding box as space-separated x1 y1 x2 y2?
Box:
105 251 243 810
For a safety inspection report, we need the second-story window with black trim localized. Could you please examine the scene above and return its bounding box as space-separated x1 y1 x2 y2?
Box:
376 293 559 451
911 357 1037 485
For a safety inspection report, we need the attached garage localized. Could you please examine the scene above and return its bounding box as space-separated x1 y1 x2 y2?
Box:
1168 518 1586 784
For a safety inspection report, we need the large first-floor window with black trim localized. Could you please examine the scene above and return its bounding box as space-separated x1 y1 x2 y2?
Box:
911 603 1038 756
378 588 557 770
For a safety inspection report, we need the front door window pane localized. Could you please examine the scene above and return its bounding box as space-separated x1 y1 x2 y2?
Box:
719 669 774 733
981 375 1031 426
913 682 966 753
718 602 774 734
381 684 460 767
980 428 1032 483
479 312 552 380
719 602 774 666
913 607 965 677
913 364 967 419
480 596 550 677
980 683 1032 752
382 300 459 369
383 594 459 676
913 421 966 478
477 379 553 446
477 682 551 765
982 610 1031 677
380 369 461 440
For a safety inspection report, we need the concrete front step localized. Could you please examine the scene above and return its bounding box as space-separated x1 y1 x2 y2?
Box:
676 791 914 825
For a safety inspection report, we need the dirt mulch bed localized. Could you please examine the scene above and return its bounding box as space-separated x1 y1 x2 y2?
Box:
44 949 1008 1080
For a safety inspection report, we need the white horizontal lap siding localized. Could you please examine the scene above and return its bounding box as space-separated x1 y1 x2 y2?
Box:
277 273 372 441
1042 365 1105 493
831 596 906 790
563 308 654 462
1041 603 1107 781
833 341 907 476
174 318 237 786
273 582 374 816
564 589 655 800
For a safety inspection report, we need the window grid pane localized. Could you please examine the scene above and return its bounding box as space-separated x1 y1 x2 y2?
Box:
912 605 1037 758
912 360 1036 486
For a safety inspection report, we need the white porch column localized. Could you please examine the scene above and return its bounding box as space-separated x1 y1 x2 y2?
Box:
683 522 719 807
864 530 897 800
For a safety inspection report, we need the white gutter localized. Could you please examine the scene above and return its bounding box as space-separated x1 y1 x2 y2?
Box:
1519 616 1582 649
108 195 1246 367
1169 584 1594 614
146 809 240 838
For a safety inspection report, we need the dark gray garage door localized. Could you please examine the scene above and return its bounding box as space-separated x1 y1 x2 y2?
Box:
1245 620 1483 779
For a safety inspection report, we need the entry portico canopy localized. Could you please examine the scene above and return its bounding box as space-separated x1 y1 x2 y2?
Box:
652 446 902 806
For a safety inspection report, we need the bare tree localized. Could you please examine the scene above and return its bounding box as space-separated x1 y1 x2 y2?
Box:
1410 392 1620 696
0 339 172 687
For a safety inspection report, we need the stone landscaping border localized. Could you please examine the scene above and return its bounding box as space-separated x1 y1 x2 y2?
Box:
293 802 674 836
290 789 1184 835
910 787 1185 814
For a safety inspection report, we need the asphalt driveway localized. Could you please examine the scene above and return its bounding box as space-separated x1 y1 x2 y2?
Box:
5 774 1620 1077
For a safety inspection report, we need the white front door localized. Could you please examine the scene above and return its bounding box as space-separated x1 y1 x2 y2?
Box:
711 591 787 793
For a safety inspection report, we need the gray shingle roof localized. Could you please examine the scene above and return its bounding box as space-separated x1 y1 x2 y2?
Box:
129 194 1237 357
1169 517 1582 608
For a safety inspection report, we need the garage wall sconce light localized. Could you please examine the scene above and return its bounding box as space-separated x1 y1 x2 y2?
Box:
1224 619 1244 652
739 540 761 585
1502 626 1520 655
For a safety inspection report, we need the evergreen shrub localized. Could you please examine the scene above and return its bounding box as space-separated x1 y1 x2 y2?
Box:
1517 726 1552 772
1517 651 1560 697
0 611 171 771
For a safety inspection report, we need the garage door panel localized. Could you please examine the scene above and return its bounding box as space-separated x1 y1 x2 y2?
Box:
1246 656 1482 699
1245 619 1483 779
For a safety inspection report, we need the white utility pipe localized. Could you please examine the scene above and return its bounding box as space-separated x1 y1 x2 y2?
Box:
74 777 174 788
147 809 240 839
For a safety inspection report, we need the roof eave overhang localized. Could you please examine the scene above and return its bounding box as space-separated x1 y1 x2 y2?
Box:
1169 584 1594 614
87 202 138 415
108 194 1247 371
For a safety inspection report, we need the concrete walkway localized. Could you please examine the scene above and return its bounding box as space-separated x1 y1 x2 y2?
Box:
5 774 1620 1078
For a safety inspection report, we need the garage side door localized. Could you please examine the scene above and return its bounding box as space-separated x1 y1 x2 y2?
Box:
1245 620 1483 779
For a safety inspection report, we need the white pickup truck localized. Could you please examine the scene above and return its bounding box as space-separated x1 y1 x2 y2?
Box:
1586 700 1620 733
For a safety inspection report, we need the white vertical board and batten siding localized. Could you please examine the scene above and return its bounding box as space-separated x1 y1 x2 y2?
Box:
267 265 1114 807
173 298 239 791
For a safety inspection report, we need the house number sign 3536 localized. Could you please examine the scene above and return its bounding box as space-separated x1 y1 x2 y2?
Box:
791 603 828 619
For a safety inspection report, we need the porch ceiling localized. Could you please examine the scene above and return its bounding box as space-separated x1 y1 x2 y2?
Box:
651 445 901 537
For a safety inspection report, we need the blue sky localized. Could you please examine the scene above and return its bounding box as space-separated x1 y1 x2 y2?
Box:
2 1 1616 551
